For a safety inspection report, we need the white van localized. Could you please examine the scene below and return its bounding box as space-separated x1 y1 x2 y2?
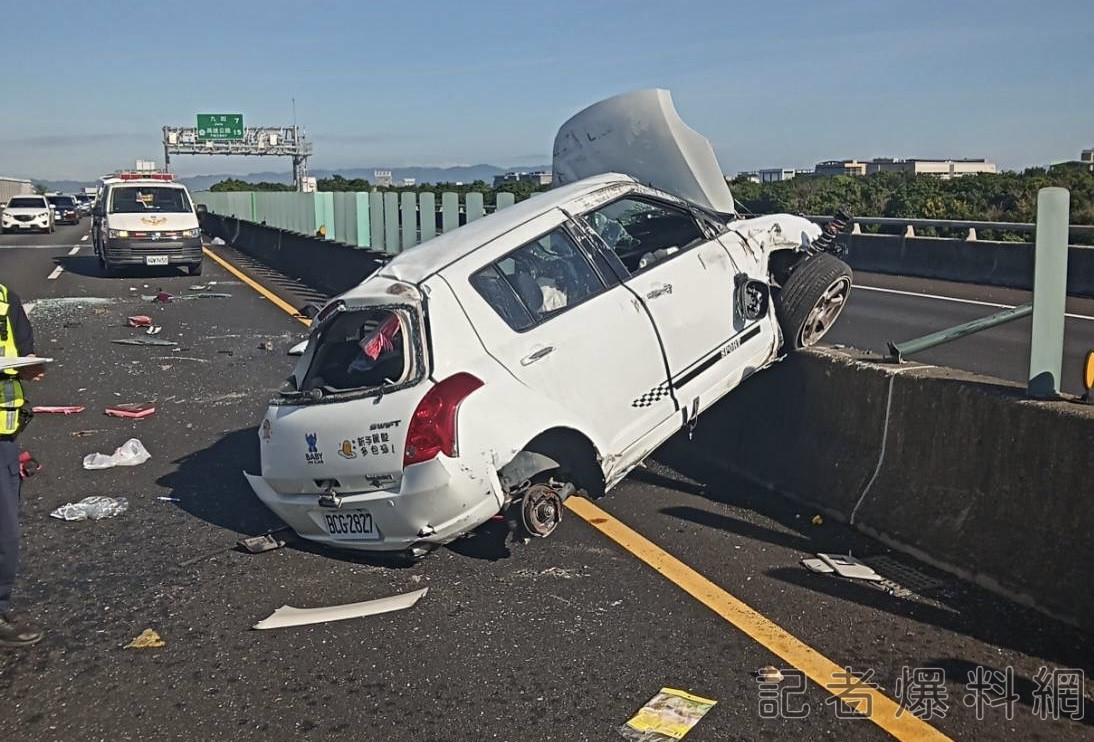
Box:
93 173 204 276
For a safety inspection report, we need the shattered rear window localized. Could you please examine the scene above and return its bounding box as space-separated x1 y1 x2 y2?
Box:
299 308 410 394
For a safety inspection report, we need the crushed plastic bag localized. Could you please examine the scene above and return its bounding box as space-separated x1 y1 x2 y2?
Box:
50 496 130 521
83 438 151 470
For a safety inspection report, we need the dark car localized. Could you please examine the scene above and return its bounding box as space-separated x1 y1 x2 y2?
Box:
73 193 93 216
46 194 81 225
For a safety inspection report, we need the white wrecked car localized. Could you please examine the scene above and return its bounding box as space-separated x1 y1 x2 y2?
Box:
245 89 853 558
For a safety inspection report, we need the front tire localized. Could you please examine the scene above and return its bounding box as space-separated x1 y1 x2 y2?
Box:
774 253 853 351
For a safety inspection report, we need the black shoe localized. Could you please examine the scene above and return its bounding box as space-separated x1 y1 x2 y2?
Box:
0 614 44 648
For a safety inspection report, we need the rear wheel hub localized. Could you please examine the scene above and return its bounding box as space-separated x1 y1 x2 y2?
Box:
520 483 564 538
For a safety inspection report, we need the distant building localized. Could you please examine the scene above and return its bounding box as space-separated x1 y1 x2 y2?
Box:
493 170 552 188
865 158 996 178
758 168 796 183
815 160 868 177
374 170 393 187
401 178 416 187
735 171 760 183
1082 149 1094 170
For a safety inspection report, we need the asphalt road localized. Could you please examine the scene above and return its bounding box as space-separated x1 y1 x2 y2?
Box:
827 272 1094 397
0 225 1091 742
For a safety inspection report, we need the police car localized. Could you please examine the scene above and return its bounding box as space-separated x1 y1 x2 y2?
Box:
92 172 204 276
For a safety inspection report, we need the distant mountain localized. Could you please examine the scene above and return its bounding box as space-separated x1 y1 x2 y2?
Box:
32 164 551 194
33 179 96 193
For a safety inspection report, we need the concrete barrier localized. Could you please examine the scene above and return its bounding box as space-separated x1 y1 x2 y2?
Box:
842 233 1094 297
684 347 1094 631
201 212 384 297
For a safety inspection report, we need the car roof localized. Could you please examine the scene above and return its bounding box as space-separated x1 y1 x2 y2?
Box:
368 172 637 288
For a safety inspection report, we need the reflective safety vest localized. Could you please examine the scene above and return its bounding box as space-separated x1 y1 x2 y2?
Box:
0 284 26 436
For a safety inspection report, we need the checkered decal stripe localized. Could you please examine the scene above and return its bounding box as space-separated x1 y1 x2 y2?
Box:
632 381 671 408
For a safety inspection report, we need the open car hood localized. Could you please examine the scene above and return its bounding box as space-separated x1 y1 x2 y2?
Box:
552 88 736 216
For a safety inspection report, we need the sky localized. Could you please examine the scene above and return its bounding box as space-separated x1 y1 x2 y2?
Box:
1 0 1092 181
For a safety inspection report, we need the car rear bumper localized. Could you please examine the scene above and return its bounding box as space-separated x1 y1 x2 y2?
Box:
244 454 505 553
103 237 203 264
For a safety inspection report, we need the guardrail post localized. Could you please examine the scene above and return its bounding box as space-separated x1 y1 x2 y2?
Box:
369 191 384 252
418 192 436 243
1028 187 1070 399
400 191 417 251
355 192 371 248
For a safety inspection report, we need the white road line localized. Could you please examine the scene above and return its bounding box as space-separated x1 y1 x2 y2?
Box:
855 284 1094 322
68 246 80 255
47 266 64 280
80 234 89 241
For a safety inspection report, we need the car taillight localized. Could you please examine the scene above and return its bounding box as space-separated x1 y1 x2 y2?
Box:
403 373 483 468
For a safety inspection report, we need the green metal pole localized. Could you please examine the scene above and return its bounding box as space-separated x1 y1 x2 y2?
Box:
887 304 1032 362
1028 187 1070 399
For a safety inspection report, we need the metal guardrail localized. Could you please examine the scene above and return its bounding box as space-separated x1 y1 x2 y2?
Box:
801 214 1094 237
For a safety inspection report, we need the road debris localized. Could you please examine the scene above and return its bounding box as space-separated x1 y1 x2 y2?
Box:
801 557 835 574
157 496 180 502
146 326 163 335
104 402 156 419
188 284 209 291
237 532 287 554
258 341 273 352
618 687 717 741
811 514 824 525
31 406 85 414
111 338 178 347
177 527 292 567
252 587 429 630
756 666 784 683
125 628 165 649
18 451 40 479
50 496 130 521
83 438 151 470
804 553 884 582
126 315 153 328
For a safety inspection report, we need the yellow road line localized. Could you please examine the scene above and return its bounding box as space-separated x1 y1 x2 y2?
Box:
566 497 955 742
219 246 952 741
202 245 311 327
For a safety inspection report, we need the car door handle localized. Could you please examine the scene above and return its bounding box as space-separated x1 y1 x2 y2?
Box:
520 346 555 365
646 283 673 299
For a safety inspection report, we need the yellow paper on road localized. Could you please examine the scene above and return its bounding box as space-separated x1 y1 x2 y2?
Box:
619 687 717 741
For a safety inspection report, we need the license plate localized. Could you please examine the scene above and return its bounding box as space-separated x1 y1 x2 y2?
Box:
145 255 169 265
317 509 379 540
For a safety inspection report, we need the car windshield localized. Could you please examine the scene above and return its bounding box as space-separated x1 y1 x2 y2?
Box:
47 196 75 207
109 186 192 214
7 197 45 209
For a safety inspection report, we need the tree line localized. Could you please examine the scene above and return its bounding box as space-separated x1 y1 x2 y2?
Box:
209 174 551 206
729 163 1094 240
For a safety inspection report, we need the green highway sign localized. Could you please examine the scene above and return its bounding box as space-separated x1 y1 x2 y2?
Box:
196 113 244 140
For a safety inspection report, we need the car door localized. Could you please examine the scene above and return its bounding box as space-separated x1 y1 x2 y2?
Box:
574 194 765 413
456 209 677 460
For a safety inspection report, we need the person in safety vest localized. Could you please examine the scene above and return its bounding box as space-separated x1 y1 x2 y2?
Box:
0 283 44 649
